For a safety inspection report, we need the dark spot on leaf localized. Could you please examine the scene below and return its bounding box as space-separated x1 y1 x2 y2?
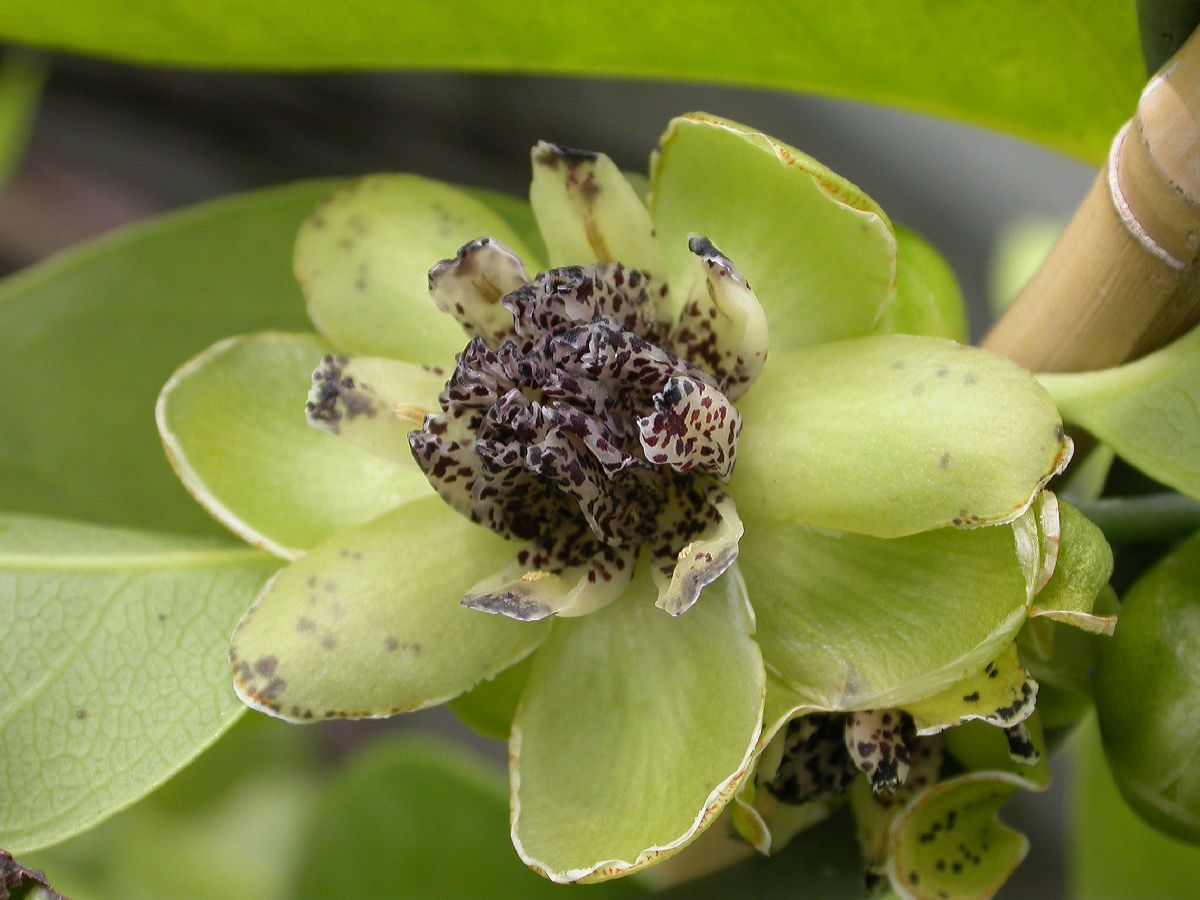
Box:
254 656 278 678
74 709 87 720
384 637 399 652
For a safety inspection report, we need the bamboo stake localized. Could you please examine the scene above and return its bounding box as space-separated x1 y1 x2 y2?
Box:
983 26 1200 371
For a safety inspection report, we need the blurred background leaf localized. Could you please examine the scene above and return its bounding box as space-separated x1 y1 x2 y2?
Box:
0 49 46 185
0 1 1143 163
1069 715 1200 899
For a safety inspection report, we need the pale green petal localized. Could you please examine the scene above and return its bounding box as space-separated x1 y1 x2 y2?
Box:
294 175 539 365
903 644 1037 736
447 656 533 741
1039 325 1200 503
306 353 445 465
741 520 1031 711
529 142 662 274
735 335 1072 538
878 225 969 342
230 497 549 721
511 568 764 882
1029 497 1116 635
651 113 895 349
157 332 430 559
886 770 1041 899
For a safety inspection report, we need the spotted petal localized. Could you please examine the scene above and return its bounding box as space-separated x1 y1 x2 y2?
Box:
650 486 744 616
230 496 549 721
740 519 1033 713
294 175 541 365
529 142 663 277
427 237 529 348
903 645 1038 737
735 335 1071 538
651 113 895 350
306 353 445 465
461 544 635 621
511 568 764 882
157 332 430 559
670 236 769 399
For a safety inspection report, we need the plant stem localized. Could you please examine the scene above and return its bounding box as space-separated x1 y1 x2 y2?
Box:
983 26 1200 371
1075 493 1200 545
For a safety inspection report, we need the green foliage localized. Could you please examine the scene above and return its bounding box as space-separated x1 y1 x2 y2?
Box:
0 183 333 535
1070 715 1200 899
1040 326 1200 506
1095 532 1200 843
0 515 277 853
294 737 638 898
0 49 45 185
0 2 1143 162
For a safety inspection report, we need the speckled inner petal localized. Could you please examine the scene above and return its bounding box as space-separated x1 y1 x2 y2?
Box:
307 354 445 466
462 543 636 621
428 237 528 348
846 710 917 796
1002 722 1040 766
409 258 748 618
762 714 856 806
671 236 769 401
650 485 743 616
638 376 742 481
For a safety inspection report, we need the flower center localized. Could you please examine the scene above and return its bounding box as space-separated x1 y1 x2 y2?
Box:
409 254 742 576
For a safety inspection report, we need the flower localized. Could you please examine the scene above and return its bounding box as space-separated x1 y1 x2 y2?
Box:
155 113 1106 888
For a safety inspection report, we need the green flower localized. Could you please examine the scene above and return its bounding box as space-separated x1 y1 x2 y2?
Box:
156 113 1095 884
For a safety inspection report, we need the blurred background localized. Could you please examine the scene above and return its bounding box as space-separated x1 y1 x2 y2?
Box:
1 52 1096 896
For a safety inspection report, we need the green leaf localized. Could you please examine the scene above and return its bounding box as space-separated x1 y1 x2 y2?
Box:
651 113 896 352
294 175 541 365
157 332 433 559
511 568 764 882
230 496 549 721
292 736 639 898
0 514 278 853
735 334 1071 538
0 4 1142 162
1070 714 1200 899
1094 531 1200 843
1040 326 1200 505
24 715 319 900
0 181 335 536
742 519 1032 713
0 49 45 185
880 225 968 342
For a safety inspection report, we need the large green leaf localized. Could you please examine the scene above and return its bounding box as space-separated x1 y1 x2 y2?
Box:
0 3 1142 162
1070 715 1200 899
0 514 278 853
1039 326 1200 505
23 716 319 900
0 182 333 536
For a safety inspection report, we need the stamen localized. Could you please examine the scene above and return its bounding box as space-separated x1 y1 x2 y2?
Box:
412 238 758 617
